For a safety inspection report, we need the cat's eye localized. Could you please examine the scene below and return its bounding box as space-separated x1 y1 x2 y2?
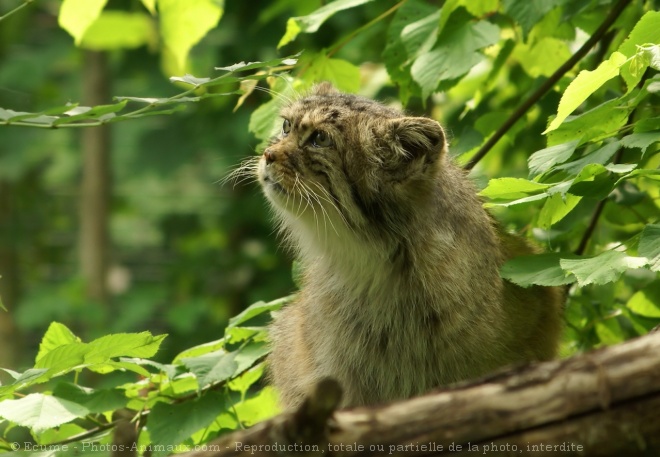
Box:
310 130 332 148
282 119 291 136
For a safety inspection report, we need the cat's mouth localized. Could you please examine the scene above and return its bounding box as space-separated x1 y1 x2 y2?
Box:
262 175 287 195
259 163 290 198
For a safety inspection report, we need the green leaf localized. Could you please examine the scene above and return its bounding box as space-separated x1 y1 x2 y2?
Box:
53 101 128 126
169 75 212 86
555 141 620 175
158 0 223 73
149 392 226 447
52 383 128 414
278 0 374 48
0 104 78 122
628 51 649 80
538 193 581 229
437 0 467 36
463 0 498 17
87 360 151 377
85 332 167 362
35 423 87 445
0 393 89 433
618 11 660 90
411 18 500 99
232 386 279 426
225 327 266 345
400 9 441 57
483 193 548 208
115 96 200 105
515 37 571 78
0 369 48 397
249 97 284 146
58 0 109 45
233 341 269 376
181 350 237 388
560 251 649 287
33 332 165 380
639 224 660 272
559 163 632 199
412 49 482 100
120 357 180 378
79 11 156 50
215 53 300 73
615 168 660 188
595 318 625 345
141 0 156 14
645 45 660 71
501 253 576 288
528 140 580 176
228 297 289 328
634 116 660 133
546 52 627 133
627 281 660 317
478 178 550 200
0 108 58 125
228 364 265 396
503 0 563 39
302 54 361 93
620 131 660 156
382 0 437 102
173 338 225 362
0 367 20 380
34 343 89 371
36 322 80 364
547 98 631 146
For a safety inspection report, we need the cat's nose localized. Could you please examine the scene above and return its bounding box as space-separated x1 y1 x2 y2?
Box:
264 148 277 164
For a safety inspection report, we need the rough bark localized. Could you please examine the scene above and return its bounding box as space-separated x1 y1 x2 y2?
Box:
80 51 111 304
180 331 660 457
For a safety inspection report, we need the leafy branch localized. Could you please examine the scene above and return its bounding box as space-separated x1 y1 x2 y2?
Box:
464 0 633 170
327 1 406 58
0 297 290 450
0 0 34 23
0 54 299 129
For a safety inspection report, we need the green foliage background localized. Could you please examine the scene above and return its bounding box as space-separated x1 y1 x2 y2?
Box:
0 0 659 454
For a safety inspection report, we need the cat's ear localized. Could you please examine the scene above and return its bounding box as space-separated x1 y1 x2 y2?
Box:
388 117 446 161
312 81 339 96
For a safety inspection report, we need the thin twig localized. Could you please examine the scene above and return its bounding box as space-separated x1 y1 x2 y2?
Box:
327 0 407 58
0 0 33 23
464 0 632 171
573 63 653 257
51 419 121 446
574 199 607 257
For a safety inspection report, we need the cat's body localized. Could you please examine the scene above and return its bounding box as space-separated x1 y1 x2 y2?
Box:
256 83 563 408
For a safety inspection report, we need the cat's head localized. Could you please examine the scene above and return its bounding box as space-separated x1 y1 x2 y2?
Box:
257 83 447 240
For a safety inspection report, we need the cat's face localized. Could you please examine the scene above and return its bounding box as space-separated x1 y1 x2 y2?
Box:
258 83 447 237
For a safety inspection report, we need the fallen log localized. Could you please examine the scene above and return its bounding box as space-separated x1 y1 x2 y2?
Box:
181 330 660 457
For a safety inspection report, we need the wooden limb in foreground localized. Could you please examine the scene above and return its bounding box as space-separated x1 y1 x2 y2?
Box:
182 331 660 457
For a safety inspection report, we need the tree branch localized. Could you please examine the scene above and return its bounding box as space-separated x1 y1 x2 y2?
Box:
178 331 660 456
0 0 34 23
464 0 632 171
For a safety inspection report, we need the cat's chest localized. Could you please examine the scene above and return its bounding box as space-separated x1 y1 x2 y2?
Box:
304 283 450 358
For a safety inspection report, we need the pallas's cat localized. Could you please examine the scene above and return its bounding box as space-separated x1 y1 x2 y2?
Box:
253 83 562 408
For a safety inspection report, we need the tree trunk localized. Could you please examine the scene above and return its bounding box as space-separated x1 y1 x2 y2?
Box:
79 51 111 305
0 180 20 367
180 331 660 457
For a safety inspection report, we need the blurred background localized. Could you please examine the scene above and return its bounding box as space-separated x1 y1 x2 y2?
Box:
3 0 658 373
0 0 394 368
